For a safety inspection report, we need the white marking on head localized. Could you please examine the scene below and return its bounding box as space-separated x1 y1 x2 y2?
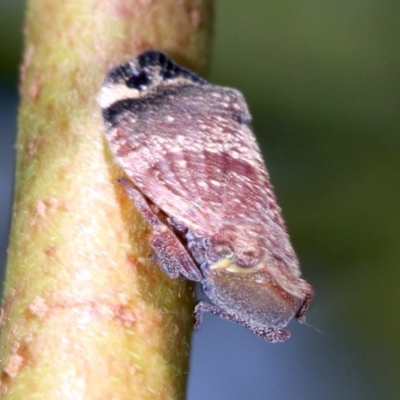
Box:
96 83 140 108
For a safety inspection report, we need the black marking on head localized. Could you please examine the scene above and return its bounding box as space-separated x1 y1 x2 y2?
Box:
102 92 167 129
101 100 127 129
103 50 207 94
105 63 151 90
137 50 207 85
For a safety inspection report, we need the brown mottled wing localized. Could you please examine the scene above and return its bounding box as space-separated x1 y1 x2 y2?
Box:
102 83 264 232
99 51 300 278
98 52 313 339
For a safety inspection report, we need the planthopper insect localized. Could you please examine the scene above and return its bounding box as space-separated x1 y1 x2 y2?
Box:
97 50 313 342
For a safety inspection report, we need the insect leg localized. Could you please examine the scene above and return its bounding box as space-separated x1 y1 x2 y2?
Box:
119 178 202 282
194 301 290 343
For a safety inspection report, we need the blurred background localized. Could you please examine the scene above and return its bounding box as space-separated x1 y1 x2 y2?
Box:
1 0 399 399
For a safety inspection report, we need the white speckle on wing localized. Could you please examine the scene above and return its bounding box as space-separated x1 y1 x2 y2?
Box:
198 181 208 188
232 103 241 110
177 159 187 167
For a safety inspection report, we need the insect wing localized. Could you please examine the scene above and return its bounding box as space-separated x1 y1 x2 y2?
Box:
102 81 265 234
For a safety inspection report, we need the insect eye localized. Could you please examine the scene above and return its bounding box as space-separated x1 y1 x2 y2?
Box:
129 65 140 76
215 245 234 260
124 64 151 90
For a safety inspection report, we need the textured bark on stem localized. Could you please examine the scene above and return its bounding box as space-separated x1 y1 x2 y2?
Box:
0 0 212 398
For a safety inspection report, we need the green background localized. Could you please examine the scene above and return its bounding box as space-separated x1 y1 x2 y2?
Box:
1 1 399 399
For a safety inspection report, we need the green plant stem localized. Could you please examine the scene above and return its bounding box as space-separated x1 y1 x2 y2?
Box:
0 0 212 398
